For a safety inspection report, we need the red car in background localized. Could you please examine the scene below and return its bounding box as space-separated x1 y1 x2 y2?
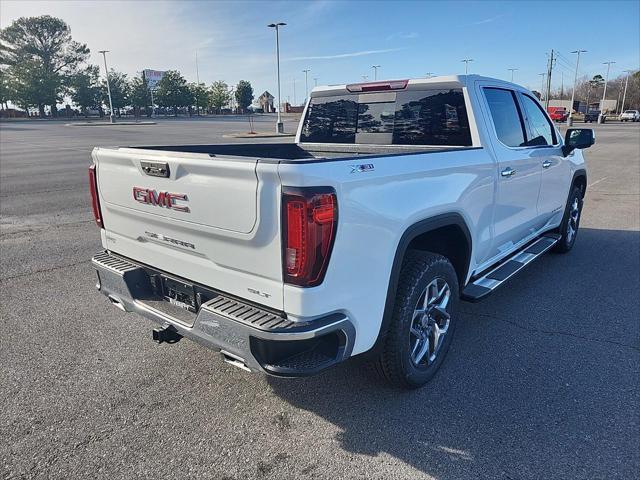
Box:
547 106 569 122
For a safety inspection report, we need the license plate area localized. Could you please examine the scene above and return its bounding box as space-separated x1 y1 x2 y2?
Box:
161 276 197 313
141 274 216 326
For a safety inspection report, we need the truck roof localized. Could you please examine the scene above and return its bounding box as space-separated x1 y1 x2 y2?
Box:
309 75 523 97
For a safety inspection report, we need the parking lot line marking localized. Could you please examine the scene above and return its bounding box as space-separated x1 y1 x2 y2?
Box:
588 176 608 188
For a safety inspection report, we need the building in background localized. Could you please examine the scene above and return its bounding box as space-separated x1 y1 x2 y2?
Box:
258 91 275 113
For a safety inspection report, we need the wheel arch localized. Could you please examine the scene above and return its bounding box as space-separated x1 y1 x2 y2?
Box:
572 168 587 198
370 213 472 355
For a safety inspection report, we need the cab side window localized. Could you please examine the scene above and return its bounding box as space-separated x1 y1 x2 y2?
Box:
520 94 557 146
483 88 527 147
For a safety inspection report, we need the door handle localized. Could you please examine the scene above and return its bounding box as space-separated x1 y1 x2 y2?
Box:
501 167 516 177
542 160 552 169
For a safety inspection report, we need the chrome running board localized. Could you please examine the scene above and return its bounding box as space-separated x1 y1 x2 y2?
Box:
462 233 561 302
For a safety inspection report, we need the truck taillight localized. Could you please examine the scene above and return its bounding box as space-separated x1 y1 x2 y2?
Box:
88 164 104 228
282 187 337 287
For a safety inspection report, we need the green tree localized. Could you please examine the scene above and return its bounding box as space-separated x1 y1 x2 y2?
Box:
209 80 230 114
5 59 57 114
69 65 101 116
102 70 129 117
0 15 89 116
234 80 253 113
0 68 9 110
155 70 193 116
189 82 210 115
129 74 152 118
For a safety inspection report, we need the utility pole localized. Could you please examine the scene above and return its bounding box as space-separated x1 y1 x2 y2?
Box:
508 68 518 82
302 69 310 103
461 58 473 75
293 77 296 106
567 49 586 125
98 50 115 123
539 73 547 100
268 22 286 133
544 49 554 110
620 70 633 114
371 65 381 81
599 60 615 123
560 72 564 99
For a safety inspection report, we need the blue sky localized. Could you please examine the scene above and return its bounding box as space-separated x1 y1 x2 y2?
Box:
3 0 639 104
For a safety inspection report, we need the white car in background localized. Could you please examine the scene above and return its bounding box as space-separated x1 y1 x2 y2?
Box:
619 110 640 122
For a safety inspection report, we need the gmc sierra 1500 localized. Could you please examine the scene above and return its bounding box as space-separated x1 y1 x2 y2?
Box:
90 75 594 388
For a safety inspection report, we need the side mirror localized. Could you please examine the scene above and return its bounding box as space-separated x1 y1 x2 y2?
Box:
563 128 595 156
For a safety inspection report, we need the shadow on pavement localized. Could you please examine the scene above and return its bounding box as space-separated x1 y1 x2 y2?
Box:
267 228 639 479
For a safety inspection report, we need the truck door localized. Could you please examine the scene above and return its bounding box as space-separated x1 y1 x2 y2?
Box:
517 92 570 226
480 87 542 258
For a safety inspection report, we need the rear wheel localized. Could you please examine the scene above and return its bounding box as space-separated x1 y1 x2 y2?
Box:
554 185 583 253
374 251 459 389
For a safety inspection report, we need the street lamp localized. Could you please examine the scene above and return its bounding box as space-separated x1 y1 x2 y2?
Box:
302 69 310 104
461 58 473 75
567 50 586 126
508 68 518 82
268 22 286 134
371 65 381 81
98 50 115 123
598 61 615 124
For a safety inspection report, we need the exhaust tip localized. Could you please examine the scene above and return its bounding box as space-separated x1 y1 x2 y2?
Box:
220 350 251 372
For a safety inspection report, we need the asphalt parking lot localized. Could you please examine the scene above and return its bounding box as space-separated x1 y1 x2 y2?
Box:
1 117 638 480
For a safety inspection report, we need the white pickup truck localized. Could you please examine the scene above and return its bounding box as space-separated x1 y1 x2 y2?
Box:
90 75 594 388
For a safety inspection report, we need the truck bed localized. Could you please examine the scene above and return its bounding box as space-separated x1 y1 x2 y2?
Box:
127 142 471 162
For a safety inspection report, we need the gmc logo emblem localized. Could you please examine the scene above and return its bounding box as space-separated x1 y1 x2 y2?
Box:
132 187 190 213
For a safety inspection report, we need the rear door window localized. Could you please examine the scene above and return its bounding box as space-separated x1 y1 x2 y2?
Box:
519 94 557 146
300 88 472 146
483 88 527 147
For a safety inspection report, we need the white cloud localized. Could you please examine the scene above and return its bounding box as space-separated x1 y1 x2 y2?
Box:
287 48 403 61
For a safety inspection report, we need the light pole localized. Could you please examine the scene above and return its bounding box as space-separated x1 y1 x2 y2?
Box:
461 58 473 75
539 72 547 100
195 49 201 115
98 50 115 123
567 49 586 126
268 22 286 133
620 70 633 115
313 77 318 87
371 65 381 81
598 61 615 123
508 68 518 82
302 69 310 103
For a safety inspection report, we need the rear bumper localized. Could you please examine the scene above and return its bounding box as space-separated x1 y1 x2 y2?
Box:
92 250 355 376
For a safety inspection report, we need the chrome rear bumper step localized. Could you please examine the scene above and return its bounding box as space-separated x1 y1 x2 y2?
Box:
462 233 561 302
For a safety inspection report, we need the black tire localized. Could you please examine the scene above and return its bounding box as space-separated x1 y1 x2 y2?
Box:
374 251 459 389
553 185 584 253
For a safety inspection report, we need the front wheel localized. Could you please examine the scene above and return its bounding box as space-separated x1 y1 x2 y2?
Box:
554 185 584 253
374 251 459 389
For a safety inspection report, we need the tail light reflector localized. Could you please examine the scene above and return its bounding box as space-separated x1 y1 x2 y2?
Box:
282 187 337 287
88 164 104 228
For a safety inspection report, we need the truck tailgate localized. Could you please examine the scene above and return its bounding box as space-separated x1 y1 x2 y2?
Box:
93 147 284 310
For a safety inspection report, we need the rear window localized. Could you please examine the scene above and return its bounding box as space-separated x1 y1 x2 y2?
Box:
300 89 472 146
